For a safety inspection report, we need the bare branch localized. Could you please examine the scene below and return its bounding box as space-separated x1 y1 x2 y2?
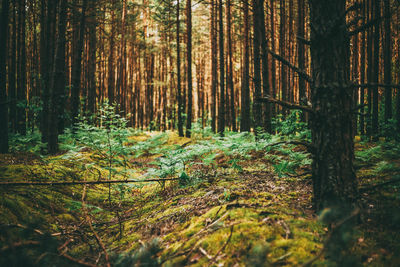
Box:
256 96 314 114
266 49 313 83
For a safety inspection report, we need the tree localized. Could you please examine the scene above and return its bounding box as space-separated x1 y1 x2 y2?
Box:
71 0 88 127
297 0 306 122
17 0 26 135
176 0 184 137
185 0 192 137
226 0 236 131
240 0 250 132
309 0 358 210
48 0 68 154
0 0 9 153
211 0 217 133
371 0 380 139
252 0 263 135
217 0 224 136
383 0 392 124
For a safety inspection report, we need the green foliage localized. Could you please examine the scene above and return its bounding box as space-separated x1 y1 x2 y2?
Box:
8 130 45 153
272 111 310 140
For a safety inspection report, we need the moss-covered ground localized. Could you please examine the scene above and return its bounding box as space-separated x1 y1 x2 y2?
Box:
0 132 399 266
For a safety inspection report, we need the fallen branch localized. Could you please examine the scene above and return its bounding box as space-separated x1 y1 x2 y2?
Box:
256 96 314 114
0 240 40 252
0 178 178 187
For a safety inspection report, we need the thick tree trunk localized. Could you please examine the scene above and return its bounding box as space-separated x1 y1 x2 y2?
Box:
108 1 115 104
8 2 16 132
185 0 192 137
0 0 9 153
240 0 250 132
48 0 68 154
309 0 358 210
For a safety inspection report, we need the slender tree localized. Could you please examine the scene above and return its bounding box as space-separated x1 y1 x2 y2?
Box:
383 0 392 124
297 0 306 122
185 0 192 137
176 0 184 136
211 0 217 133
217 0 224 135
0 0 9 153
240 0 250 132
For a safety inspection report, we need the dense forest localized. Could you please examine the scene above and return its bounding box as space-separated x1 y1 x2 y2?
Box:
1 0 400 266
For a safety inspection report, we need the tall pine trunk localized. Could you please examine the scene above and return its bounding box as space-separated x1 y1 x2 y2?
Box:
0 0 9 153
240 0 250 132
309 0 358 210
185 0 192 137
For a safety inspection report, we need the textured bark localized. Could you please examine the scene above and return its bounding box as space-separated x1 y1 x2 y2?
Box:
279 0 287 114
297 0 306 122
108 1 116 104
270 0 276 119
383 0 392 123
217 0 224 135
176 0 184 136
87 0 96 114
252 0 262 135
8 2 16 132
71 0 87 126
48 0 68 154
17 0 26 135
309 0 358 210
185 0 192 137
227 0 236 131
240 0 250 132
211 0 217 133
371 0 380 139
0 0 9 153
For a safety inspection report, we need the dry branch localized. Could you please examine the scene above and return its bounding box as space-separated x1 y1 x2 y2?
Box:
256 96 314 113
266 49 312 83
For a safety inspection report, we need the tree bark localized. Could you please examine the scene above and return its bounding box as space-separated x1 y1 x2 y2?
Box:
185 0 192 137
0 0 9 153
211 0 217 133
71 0 88 127
176 0 184 136
297 0 306 122
371 0 380 139
48 0 68 154
227 0 236 131
383 0 392 124
252 0 262 136
217 0 225 136
309 0 358 210
17 0 26 135
240 0 250 132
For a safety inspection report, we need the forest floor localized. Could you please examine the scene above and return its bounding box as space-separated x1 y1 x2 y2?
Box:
1 130 400 266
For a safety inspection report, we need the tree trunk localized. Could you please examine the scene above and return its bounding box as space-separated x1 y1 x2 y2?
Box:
217 0 225 136
240 0 250 132
383 0 392 124
0 0 9 153
371 0 380 139
71 0 87 127
309 0 358 210
48 0 68 154
227 0 236 131
297 0 306 122
176 0 184 136
185 0 192 137
211 0 217 133
87 0 96 114
252 0 262 136
108 1 115 104
17 0 26 135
